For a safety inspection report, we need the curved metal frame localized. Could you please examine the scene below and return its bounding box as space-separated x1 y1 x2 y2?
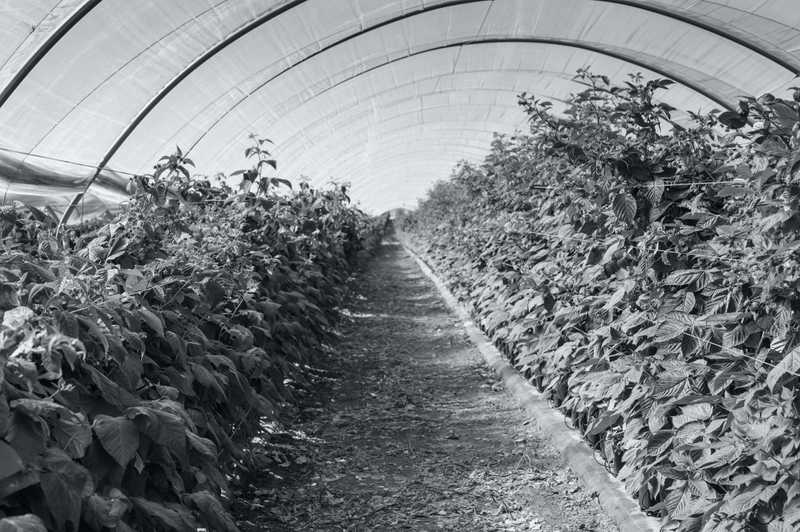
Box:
189 69 572 163
1 0 785 181
0 0 103 108
283 125 526 189
183 7 741 158
99 0 737 175
95 0 485 177
203 37 732 167
268 85 551 159
86 0 308 177
148 66 572 163
333 147 500 188
596 0 800 75
212 101 526 167
287 129 510 184
23 0 235 164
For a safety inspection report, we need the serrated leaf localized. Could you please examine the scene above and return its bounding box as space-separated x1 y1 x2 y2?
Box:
672 403 713 428
664 270 704 286
723 325 749 348
612 192 637 224
682 291 696 313
604 286 627 310
766 344 800 391
681 333 700 357
696 312 742 327
646 178 665 205
586 413 621 437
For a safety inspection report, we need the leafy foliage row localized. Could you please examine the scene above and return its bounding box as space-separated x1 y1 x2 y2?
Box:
403 71 800 531
0 138 384 531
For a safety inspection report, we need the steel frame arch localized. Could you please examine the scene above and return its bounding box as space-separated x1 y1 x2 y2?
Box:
0 0 103 108
211 101 526 170
594 0 800 75
201 36 731 169
145 67 573 164
2 0 780 181
98 0 744 177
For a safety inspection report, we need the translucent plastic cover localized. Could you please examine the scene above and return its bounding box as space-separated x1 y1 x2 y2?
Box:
0 0 797 213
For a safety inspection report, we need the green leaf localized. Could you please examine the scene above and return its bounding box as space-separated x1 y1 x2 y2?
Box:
671 403 713 428
0 470 39 500
612 192 637 224
646 178 664 205
271 177 292 189
663 270 704 286
2 306 35 328
720 483 778 516
586 413 621 437
40 449 94 532
88 366 139 410
723 325 749 348
718 111 748 129
186 431 218 461
11 399 91 459
92 415 140 468
0 441 23 480
138 307 164 337
603 286 627 311
125 406 186 454
766 344 800 391
0 515 47 532
184 491 241 532
132 498 194 532
85 489 131 531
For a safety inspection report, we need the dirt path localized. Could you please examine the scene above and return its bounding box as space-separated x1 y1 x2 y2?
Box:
234 242 617 531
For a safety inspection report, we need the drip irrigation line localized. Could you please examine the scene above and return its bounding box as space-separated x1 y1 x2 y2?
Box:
21 0 235 164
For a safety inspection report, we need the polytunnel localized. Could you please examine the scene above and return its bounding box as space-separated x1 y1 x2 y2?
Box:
6 3 800 532
1 0 799 213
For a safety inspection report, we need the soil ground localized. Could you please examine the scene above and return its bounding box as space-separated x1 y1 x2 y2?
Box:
233 241 618 531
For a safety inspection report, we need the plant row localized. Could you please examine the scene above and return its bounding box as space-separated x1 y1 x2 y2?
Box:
402 72 800 532
0 140 384 531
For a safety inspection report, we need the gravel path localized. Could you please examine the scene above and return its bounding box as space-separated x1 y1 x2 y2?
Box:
234 241 617 531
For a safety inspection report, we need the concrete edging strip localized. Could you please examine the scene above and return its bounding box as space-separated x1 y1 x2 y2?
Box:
401 241 660 532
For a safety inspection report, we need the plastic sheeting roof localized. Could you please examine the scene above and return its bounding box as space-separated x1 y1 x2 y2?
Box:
0 0 798 214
